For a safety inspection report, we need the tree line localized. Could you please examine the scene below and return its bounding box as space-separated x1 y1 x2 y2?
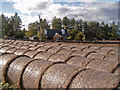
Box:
0 13 120 41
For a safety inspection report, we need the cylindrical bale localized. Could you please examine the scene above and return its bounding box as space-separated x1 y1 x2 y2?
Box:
47 47 61 54
96 47 113 54
87 52 106 60
48 54 71 63
6 48 18 54
0 46 12 53
34 52 53 60
24 50 40 58
23 41 31 46
86 59 118 73
72 45 89 51
41 63 82 88
66 56 92 68
57 50 74 55
14 49 29 55
114 66 120 75
28 46 41 51
20 45 31 50
82 48 96 52
22 59 55 88
29 42 38 47
69 69 119 88
104 54 118 62
0 53 18 82
6 56 34 87
37 47 51 52
71 50 92 57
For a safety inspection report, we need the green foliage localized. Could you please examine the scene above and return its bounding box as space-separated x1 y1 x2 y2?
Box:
52 17 62 29
0 82 18 89
74 31 83 40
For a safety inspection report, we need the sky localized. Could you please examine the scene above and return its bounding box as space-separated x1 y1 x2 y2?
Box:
1 0 119 29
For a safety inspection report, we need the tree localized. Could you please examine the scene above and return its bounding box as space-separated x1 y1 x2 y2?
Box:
52 17 62 29
62 16 70 28
74 31 83 40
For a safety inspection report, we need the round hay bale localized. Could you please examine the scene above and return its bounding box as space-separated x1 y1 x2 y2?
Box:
47 47 61 54
114 66 120 75
104 54 118 62
28 46 41 51
29 42 38 47
21 59 55 89
0 53 18 82
6 48 18 54
0 46 12 53
10 44 16 48
34 52 53 60
69 69 119 88
14 49 29 55
96 47 113 54
57 50 74 55
20 45 31 50
41 63 82 88
48 54 72 63
37 47 52 52
86 59 118 73
6 56 34 87
24 50 40 58
66 56 92 68
23 41 31 46
87 53 106 60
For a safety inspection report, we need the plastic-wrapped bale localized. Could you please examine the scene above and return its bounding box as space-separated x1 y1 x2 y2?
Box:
6 48 18 54
24 50 40 58
20 45 31 50
37 46 52 52
47 47 61 54
41 63 83 88
6 56 34 87
71 50 93 57
69 69 120 88
0 46 12 53
0 53 18 82
14 49 29 55
86 59 118 73
57 49 74 55
21 59 55 89
104 54 118 62
87 52 106 60
48 54 72 63
29 42 38 47
66 56 92 68
34 52 53 60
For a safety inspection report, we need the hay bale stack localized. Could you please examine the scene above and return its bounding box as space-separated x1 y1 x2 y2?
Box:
22 59 55 88
37 46 51 52
0 53 18 82
47 47 61 54
41 63 82 88
86 59 118 73
34 52 53 60
69 69 119 88
57 50 74 55
6 56 34 87
48 54 72 63
66 56 92 68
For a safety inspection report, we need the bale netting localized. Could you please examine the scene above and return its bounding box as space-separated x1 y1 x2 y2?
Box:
66 56 93 68
21 59 56 89
69 69 120 88
48 54 72 63
0 53 19 82
41 63 83 88
34 52 54 60
6 56 34 87
86 59 118 73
